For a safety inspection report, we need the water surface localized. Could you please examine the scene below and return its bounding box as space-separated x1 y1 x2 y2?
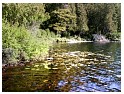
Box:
2 42 121 92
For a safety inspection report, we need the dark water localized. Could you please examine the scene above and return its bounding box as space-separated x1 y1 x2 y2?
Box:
2 42 121 92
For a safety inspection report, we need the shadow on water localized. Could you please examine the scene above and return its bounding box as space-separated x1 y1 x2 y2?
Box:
2 42 121 92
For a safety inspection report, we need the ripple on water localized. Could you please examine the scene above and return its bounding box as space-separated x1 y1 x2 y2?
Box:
2 42 121 92
108 82 121 91
58 80 68 87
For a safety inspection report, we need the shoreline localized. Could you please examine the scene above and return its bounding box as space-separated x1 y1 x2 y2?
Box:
67 40 93 43
2 39 121 71
56 38 121 44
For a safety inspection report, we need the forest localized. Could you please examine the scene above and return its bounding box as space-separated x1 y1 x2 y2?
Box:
2 3 121 65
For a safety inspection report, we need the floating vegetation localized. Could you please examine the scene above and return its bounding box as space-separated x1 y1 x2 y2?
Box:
42 49 114 72
25 68 30 70
2 42 121 92
31 68 36 71
34 64 40 67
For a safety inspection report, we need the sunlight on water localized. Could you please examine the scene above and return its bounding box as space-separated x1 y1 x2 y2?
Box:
2 42 121 92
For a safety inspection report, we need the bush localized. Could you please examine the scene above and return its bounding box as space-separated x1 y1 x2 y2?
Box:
106 32 121 41
3 22 47 63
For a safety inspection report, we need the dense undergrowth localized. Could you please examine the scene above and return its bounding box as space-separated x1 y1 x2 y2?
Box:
2 21 57 64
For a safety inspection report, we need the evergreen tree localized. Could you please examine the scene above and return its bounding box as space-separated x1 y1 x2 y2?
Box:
75 3 89 36
2 3 47 27
68 3 77 32
49 8 76 34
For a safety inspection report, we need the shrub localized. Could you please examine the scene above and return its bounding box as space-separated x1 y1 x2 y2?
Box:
2 21 58 64
106 32 121 41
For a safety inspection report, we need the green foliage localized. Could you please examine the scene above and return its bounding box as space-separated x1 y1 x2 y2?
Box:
68 3 77 31
2 3 48 26
2 21 56 63
85 3 121 34
42 3 121 37
106 32 121 41
45 3 63 13
75 3 89 32
49 9 76 32
2 3 121 64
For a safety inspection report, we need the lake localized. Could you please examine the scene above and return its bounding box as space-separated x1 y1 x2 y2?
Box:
2 42 121 92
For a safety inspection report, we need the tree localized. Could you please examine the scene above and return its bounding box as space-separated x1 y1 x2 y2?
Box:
75 3 89 36
49 9 76 34
68 3 77 32
84 3 121 35
2 3 48 27
42 4 76 37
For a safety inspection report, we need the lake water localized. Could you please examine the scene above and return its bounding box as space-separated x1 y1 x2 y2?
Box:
2 42 121 92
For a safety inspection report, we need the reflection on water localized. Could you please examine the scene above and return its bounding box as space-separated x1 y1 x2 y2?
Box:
2 42 121 92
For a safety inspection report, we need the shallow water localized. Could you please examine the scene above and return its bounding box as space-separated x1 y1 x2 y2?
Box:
2 42 121 92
